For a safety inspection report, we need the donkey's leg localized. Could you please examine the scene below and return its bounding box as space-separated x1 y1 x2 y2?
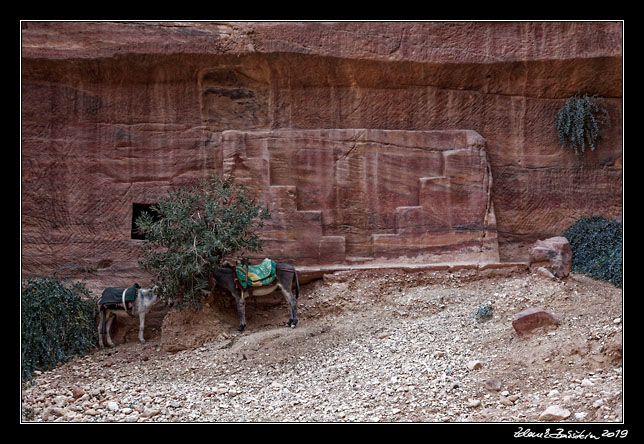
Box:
97 309 105 349
279 280 298 328
105 311 116 348
234 290 247 332
138 311 147 344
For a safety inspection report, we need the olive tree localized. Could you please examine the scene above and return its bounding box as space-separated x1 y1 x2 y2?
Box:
136 175 270 308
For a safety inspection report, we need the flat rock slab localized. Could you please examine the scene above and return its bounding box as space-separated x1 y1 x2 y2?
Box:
512 307 559 336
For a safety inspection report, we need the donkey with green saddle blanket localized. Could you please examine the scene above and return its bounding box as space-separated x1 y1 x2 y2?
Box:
212 260 299 332
234 258 277 289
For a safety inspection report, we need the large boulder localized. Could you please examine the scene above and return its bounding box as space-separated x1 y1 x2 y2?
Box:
529 236 572 278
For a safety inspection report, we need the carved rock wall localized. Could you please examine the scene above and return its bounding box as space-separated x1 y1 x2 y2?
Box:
219 129 498 266
21 21 622 286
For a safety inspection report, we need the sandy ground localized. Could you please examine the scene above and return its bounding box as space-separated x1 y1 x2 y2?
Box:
21 268 623 423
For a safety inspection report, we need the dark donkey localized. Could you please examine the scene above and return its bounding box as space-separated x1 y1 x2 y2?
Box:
212 263 300 332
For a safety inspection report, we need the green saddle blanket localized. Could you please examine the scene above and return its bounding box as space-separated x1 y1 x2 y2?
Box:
235 259 277 289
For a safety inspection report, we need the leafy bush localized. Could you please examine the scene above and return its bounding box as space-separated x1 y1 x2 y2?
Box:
136 175 270 309
21 277 98 381
563 216 622 287
555 94 610 160
473 304 493 323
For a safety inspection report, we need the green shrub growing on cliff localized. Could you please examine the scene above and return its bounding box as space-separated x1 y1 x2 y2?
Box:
136 175 270 309
563 216 622 287
21 277 98 381
555 94 610 161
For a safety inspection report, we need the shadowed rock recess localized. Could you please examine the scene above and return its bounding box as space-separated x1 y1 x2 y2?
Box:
21 22 622 288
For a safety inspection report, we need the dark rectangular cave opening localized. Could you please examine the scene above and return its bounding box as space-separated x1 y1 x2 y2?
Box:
131 203 159 240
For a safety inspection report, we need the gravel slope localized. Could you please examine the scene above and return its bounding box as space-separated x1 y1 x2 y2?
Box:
21 269 623 423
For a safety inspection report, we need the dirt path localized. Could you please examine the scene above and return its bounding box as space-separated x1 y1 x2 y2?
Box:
21 269 623 422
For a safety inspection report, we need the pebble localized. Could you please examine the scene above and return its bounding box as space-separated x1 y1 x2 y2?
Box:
106 401 119 412
467 360 483 370
124 414 139 422
48 407 67 418
593 399 604 408
539 405 571 421
53 395 68 406
484 378 502 391
142 408 161 418
71 387 86 399
467 399 481 408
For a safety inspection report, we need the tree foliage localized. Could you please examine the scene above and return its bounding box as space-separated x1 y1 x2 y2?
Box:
136 175 270 308
555 94 610 160
21 277 97 382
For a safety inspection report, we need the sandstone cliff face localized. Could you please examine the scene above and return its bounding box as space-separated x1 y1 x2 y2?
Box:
21 21 622 286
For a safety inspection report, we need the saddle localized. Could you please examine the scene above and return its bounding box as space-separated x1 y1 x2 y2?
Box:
98 284 139 313
234 258 277 290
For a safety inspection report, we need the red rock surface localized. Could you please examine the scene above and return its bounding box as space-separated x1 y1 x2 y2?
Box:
220 129 498 266
21 21 622 287
529 236 573 278
512 307 559 336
